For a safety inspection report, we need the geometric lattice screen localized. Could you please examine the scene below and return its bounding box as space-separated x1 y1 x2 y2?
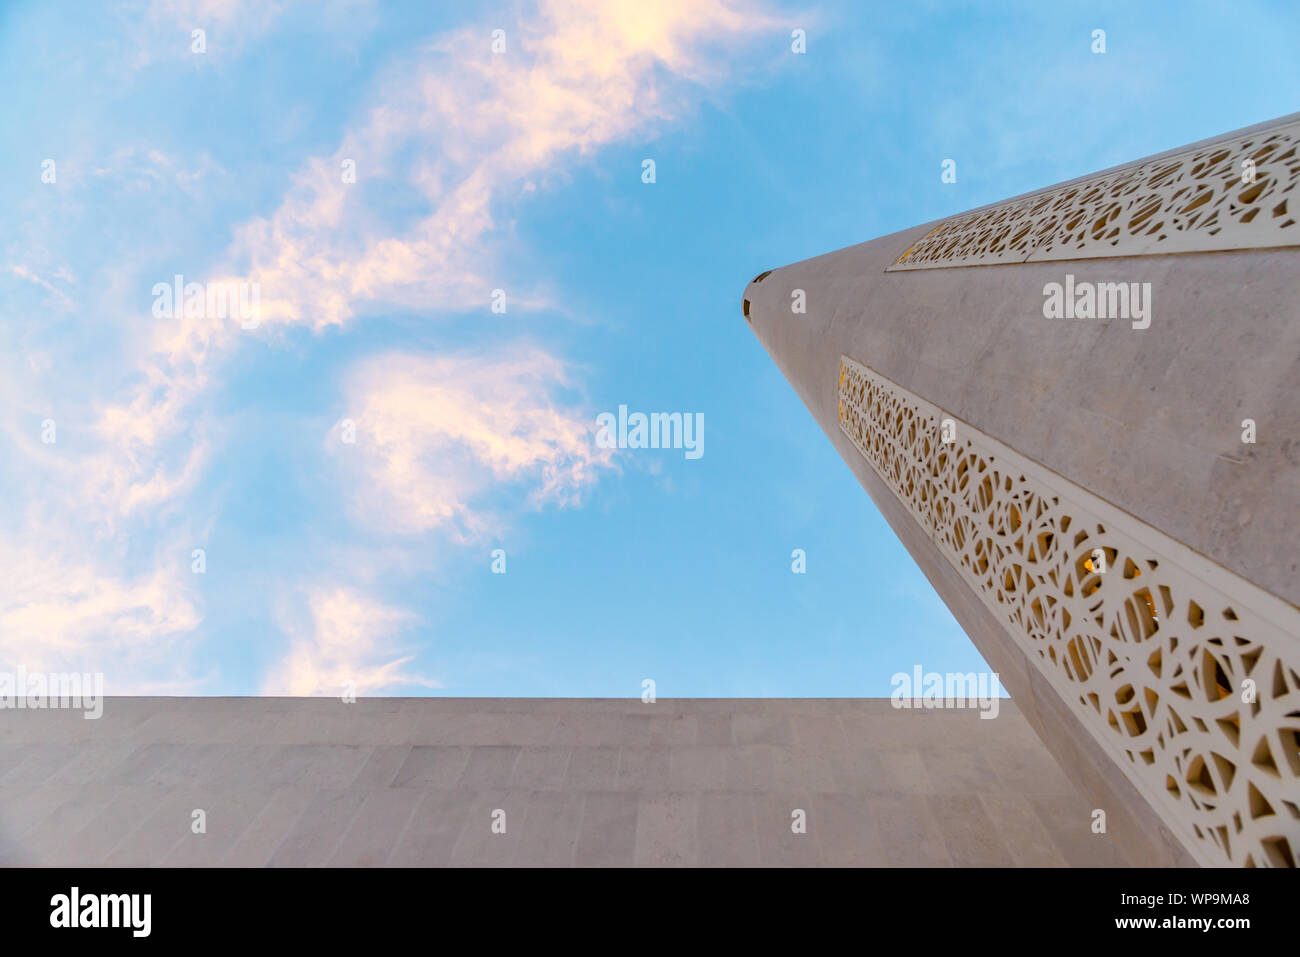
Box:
888 119 1300 270
838 356 1300 867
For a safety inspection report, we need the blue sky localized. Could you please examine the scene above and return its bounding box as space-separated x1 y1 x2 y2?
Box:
2 0 1296 696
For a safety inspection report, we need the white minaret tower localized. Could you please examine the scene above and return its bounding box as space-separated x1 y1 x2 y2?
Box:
743 113 1300 867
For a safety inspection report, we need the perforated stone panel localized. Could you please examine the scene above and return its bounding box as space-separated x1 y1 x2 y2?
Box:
838 356 1300 867
888 120 1300 270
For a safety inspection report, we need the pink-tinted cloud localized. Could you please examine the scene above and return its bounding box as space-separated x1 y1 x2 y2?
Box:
91 0 773 476
261 586 437 696
331 348 616 538
7 1 773 693
0 537 202 688
236 0 777 331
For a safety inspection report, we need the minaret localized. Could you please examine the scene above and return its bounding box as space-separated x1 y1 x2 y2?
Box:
743 113 1300 867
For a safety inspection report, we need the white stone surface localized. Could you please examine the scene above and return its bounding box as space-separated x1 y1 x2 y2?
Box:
0 697 1124 867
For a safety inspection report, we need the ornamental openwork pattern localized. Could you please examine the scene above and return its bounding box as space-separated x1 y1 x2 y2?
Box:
837 356 1300 867
888 120 1300 270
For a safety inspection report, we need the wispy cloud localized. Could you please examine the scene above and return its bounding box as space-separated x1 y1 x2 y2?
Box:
234 0 776 330
96 0 773 471
6 264 74 307
262 585 437 696
0 536 202 689
119 0 295 70
6 0 774 694
331 348 616 539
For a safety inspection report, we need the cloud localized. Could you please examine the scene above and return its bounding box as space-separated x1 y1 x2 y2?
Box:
119 0 294 70
91 147 227 197
332 348 616 538
83 0 760 546
90 0 774 478
0 537 202 690
234 0 777 331
6 264 74 306
261 586 437 696
5 1 772 694
0 407 209 690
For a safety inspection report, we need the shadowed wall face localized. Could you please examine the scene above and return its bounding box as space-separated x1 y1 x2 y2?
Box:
0 697 1123 867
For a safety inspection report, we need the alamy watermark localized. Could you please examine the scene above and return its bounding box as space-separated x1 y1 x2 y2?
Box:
0 667 104 719
1043 274 1151 330
890 666 1002 719
596 405 703 459
50 887 150 937
152 273 261 329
